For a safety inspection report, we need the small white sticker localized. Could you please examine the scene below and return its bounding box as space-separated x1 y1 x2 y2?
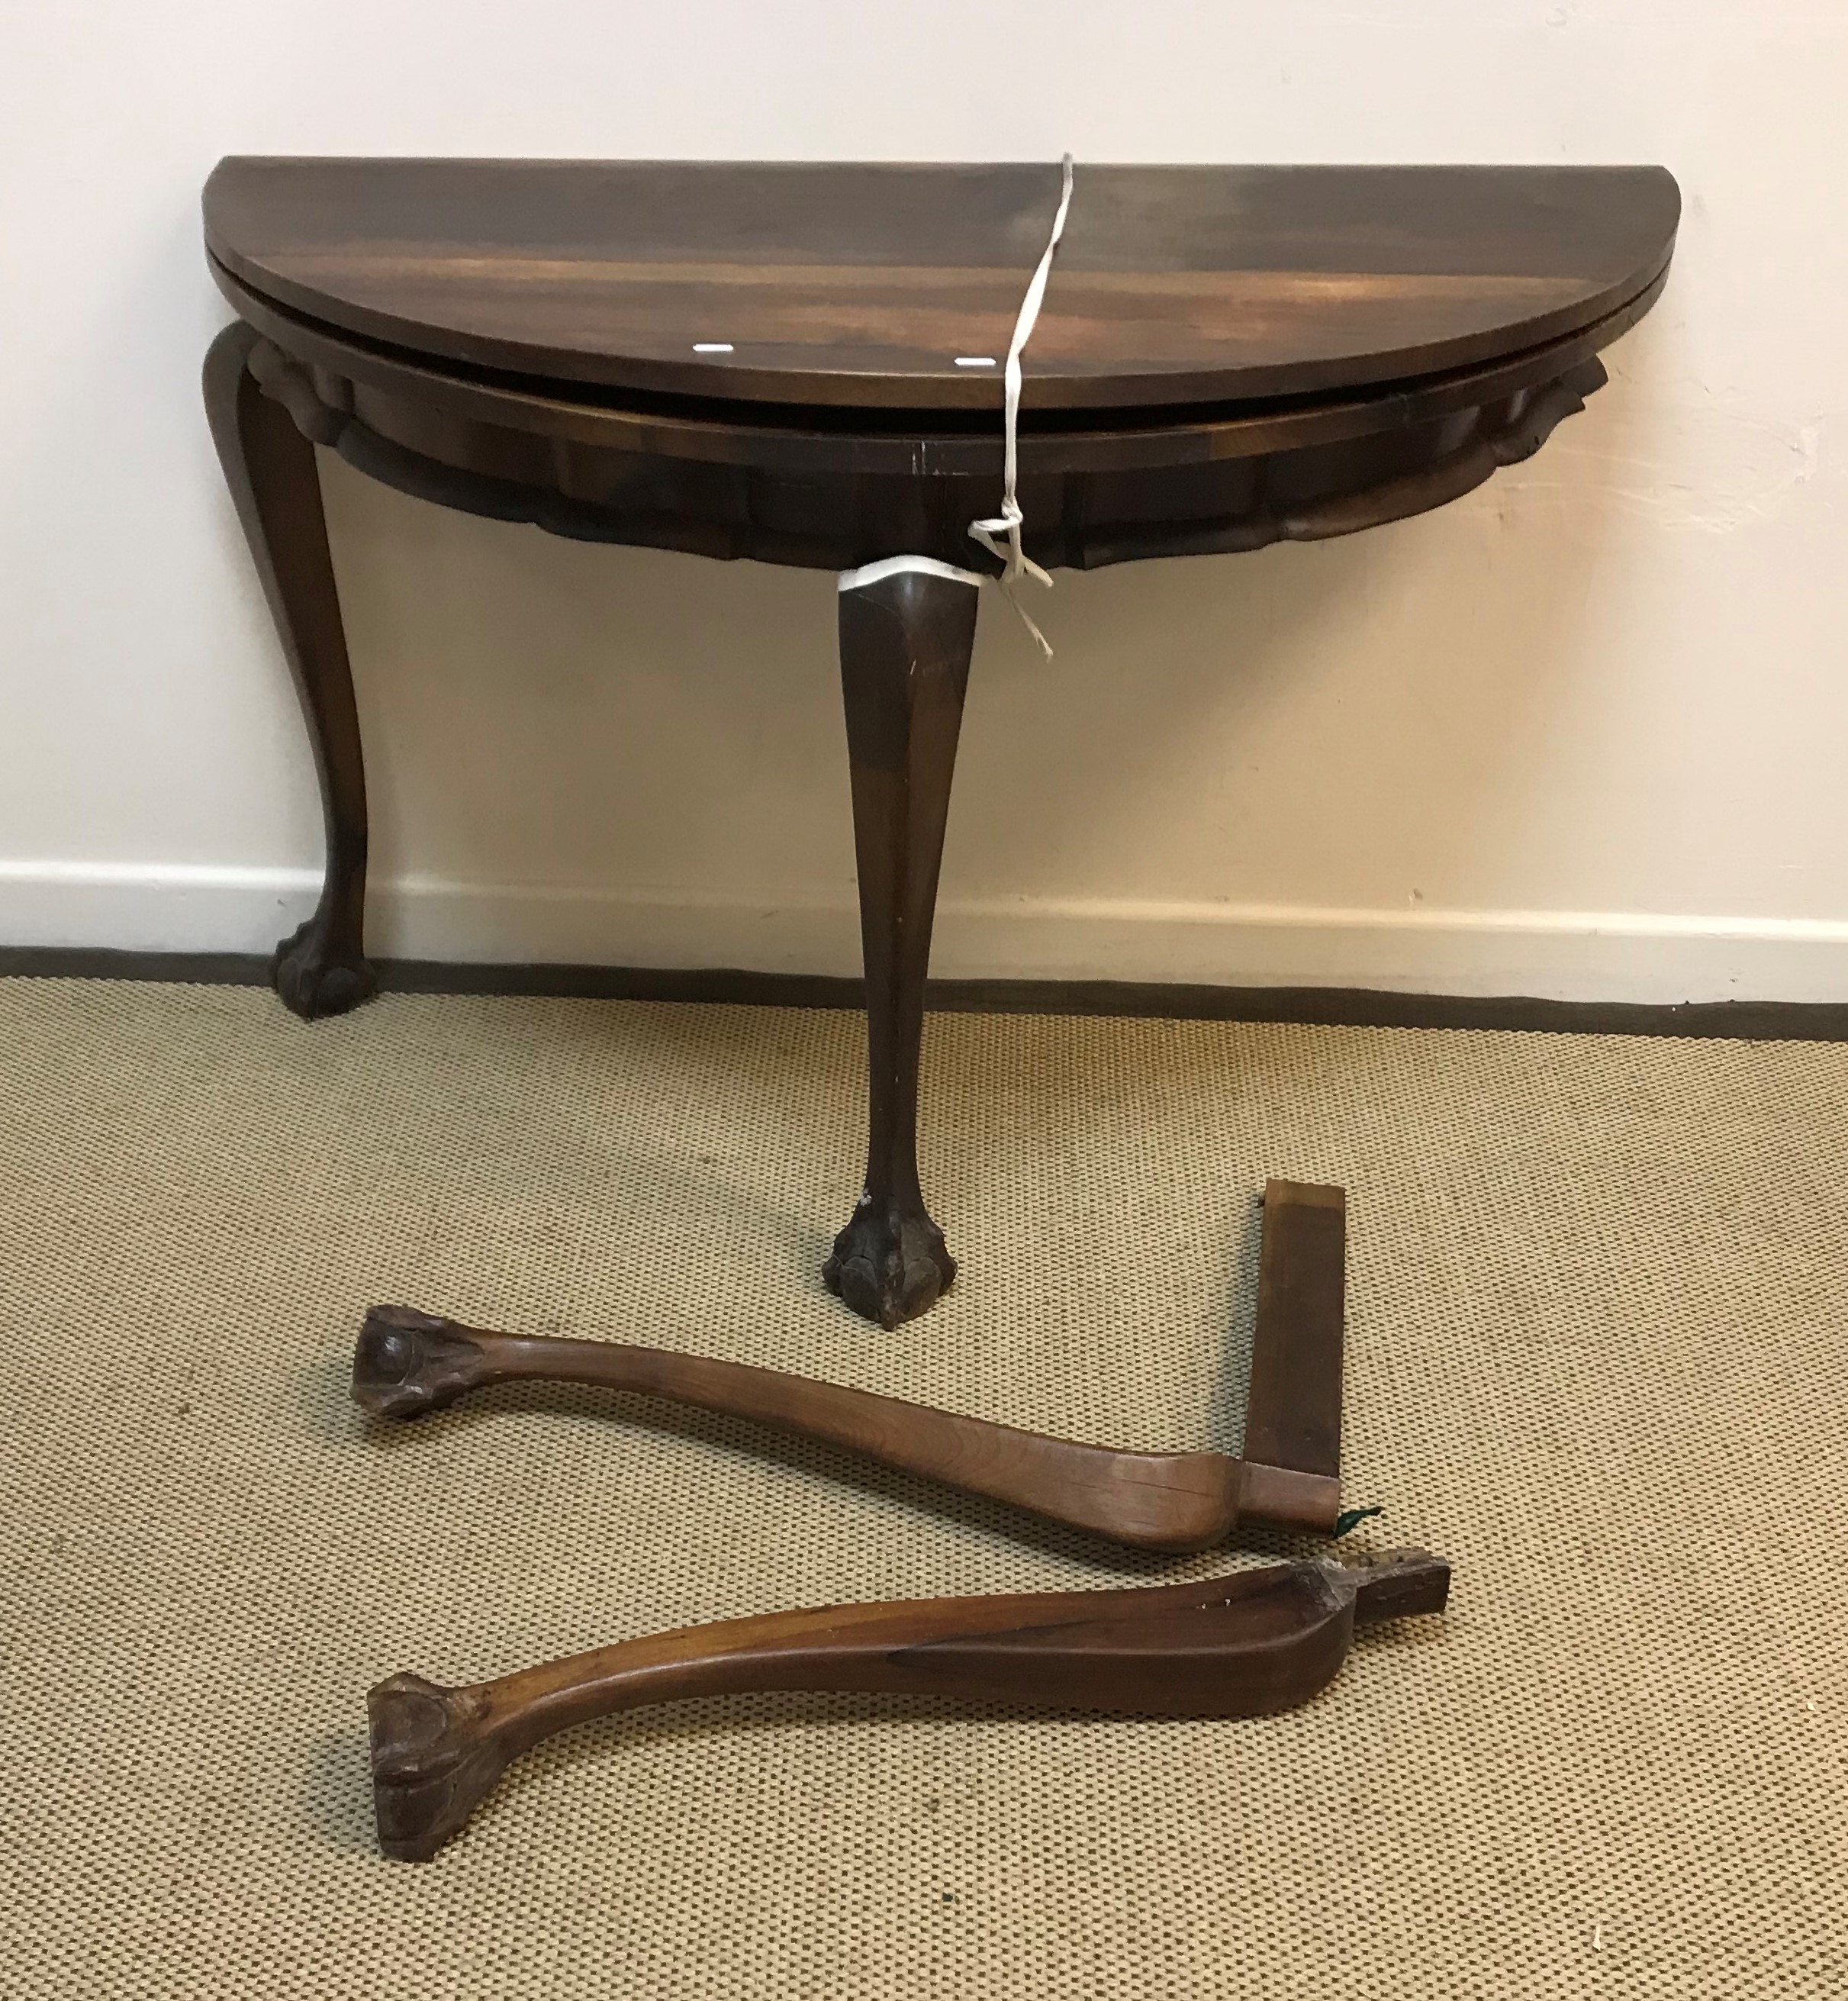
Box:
692 342 734 353
955 356 997 368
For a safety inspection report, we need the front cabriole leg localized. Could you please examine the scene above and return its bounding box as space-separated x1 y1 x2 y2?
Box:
203 322 376 1018
825 558 980 1328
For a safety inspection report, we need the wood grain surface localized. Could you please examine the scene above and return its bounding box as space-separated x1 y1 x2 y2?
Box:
201 322 377 1019
204 159 1679 412
1244 1181 1344 1484
352 1182 1347 1548
824 564 977 1326
368 1548 1450 1859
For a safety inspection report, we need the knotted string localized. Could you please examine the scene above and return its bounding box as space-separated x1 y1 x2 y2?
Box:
967 153 1075 661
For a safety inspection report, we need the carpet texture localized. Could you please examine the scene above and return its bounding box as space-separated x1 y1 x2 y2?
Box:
1 977 1843 1998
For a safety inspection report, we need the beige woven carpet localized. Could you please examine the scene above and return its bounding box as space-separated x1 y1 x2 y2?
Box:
2 978 1845 1998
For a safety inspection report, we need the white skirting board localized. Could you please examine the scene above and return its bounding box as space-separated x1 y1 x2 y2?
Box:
4 859 1848 1004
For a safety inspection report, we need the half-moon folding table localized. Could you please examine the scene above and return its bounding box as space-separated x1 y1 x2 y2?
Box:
202 159 1679 1328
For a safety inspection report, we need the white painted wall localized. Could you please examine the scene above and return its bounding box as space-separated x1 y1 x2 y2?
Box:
2 2 1842 1000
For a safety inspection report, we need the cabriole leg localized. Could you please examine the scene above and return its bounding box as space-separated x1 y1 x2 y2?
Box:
203 321 375 1018
826 561 979 1328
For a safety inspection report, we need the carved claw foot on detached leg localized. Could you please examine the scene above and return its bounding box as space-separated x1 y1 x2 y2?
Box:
823 1194 956 1329
353 1305 494 1419
368 1674 517 1863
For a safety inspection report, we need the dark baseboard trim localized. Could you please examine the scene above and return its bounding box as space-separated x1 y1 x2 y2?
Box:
3 943 1845 1041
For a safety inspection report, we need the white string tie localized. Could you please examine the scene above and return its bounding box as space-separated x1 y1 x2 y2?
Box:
967 153 1074 662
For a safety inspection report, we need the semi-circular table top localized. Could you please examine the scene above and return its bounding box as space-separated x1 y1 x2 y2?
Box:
204 159 1680 417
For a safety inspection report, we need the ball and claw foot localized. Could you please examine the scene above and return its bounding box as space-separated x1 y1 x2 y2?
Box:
270 913 377 1020
353 1304 490 1419
368 1672 512 1862
823 1197 956 1329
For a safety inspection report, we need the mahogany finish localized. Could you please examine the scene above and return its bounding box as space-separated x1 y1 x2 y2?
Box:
204 159 1676 411
1243 1181 1343 1486
206 259 1661 576
202 321 375 1016
369 1547 1450 1860
828 566 977 1323
353 1181 1348 1549
203 157 1678 1314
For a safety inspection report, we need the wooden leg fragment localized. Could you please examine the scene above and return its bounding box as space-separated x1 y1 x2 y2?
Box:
359 1303 1251 1548
353 1186 1349 1550
1239 1179 1345 1522
369 1548 1449 1859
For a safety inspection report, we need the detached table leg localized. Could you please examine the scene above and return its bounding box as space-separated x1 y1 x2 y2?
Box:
203 322 376 1019
826 562 980 1327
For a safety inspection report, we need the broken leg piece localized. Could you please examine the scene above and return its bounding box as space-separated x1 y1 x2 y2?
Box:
369 1546 1448 1860
354 1181 1350 1552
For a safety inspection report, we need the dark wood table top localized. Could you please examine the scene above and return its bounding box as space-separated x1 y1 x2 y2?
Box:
204 159 1679 417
